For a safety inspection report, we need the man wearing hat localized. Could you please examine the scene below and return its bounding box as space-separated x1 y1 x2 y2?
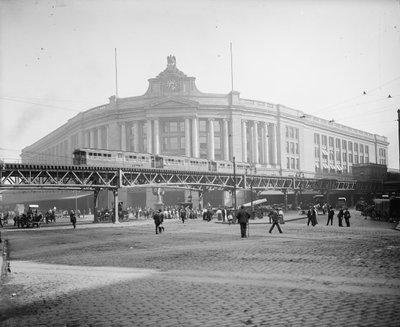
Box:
268 208 282 234
236 205 250 238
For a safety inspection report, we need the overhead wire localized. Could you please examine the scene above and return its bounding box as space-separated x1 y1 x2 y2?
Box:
0 96 82 113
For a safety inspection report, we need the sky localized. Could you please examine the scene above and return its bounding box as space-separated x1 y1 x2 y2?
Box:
1 0 400 169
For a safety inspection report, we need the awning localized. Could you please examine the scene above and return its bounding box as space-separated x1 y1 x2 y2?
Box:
322 149 328 156
322 163 329 169
58 193 93 200
336 165 342 170
242 198 268 207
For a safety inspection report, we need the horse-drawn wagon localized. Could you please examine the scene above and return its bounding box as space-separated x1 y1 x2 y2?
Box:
14 204 43 228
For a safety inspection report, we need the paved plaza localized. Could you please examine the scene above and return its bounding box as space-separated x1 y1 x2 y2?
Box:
1 211 400 326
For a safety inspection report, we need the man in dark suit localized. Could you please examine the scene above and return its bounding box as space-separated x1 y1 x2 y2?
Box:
236 205 250 238
269 209 282 233
153 209 164 234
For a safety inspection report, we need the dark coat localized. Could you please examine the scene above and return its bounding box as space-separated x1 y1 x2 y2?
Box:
236 208 250 223
153 212 163 225
269 210 279 223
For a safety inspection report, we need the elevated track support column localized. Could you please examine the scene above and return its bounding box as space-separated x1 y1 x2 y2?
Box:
93 189 100 223
113 189 119 224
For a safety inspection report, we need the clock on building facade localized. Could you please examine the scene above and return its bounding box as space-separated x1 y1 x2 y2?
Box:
165 79 180 92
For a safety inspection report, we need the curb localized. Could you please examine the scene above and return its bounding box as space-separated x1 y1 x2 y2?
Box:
1 237 9 281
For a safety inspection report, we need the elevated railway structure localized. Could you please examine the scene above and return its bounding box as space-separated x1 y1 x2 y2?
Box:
0 163 381 222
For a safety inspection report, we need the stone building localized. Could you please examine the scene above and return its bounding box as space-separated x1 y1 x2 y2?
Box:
21 56 389 208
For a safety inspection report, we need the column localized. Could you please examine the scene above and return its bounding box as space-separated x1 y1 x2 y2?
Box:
132 121 139 152
185 118 191 157
273 124 278 165
108 122 120 150
253 121 259 164
242 120 247 162
104 125 109 149
97 127 102 149
113 189 119 224
192 117 199 157
89 129 95 148
84 131 90 148
78 130 84 148
261 123 267 164
208 119 215 160
223 119 229 161
146 119 153 153
154 119 160 155
269 124 276 165
120 123 127 151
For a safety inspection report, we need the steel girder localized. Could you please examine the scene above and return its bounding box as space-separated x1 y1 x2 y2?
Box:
0 163 371 193
0 164 119 190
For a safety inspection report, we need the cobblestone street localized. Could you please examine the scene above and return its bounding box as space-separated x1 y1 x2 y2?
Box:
1 211 400 326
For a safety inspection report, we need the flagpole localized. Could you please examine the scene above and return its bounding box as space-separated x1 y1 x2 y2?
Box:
115 48 119 98
230 42 234 92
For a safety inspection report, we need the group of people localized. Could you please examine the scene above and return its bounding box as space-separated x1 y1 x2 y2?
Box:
152 203 353 238
236 205 284 238
308 206 351 227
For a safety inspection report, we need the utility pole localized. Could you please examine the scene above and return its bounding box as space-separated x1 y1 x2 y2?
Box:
398 109 400 170
233 156 237 215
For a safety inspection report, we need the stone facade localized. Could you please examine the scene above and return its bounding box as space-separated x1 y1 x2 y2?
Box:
21 56 389 180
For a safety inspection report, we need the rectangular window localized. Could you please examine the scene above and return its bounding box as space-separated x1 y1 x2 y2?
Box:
286 157 290 169
354 155 359 164
348 154 353 163
348 141 353 151
286 142 290 153
291 158 295 169
354 143 358 152
295 129 299 139
322 135 327 146
290 127 294 138
170 137 179 149
296 158 300 169
214 121 221 133
199 120 207 132
170 122 178 132
365 145 369 154
314 133 320 145
286 127 289 138
290 142 294 154
360 144 364 153
336 138 341 148
215 136 221 150
342 140 347 150
329 137 334 147
295 143 299 154
329 149 334 161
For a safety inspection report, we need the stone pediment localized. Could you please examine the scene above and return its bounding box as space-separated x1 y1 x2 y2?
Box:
144 55 201 96
146 96 199 109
